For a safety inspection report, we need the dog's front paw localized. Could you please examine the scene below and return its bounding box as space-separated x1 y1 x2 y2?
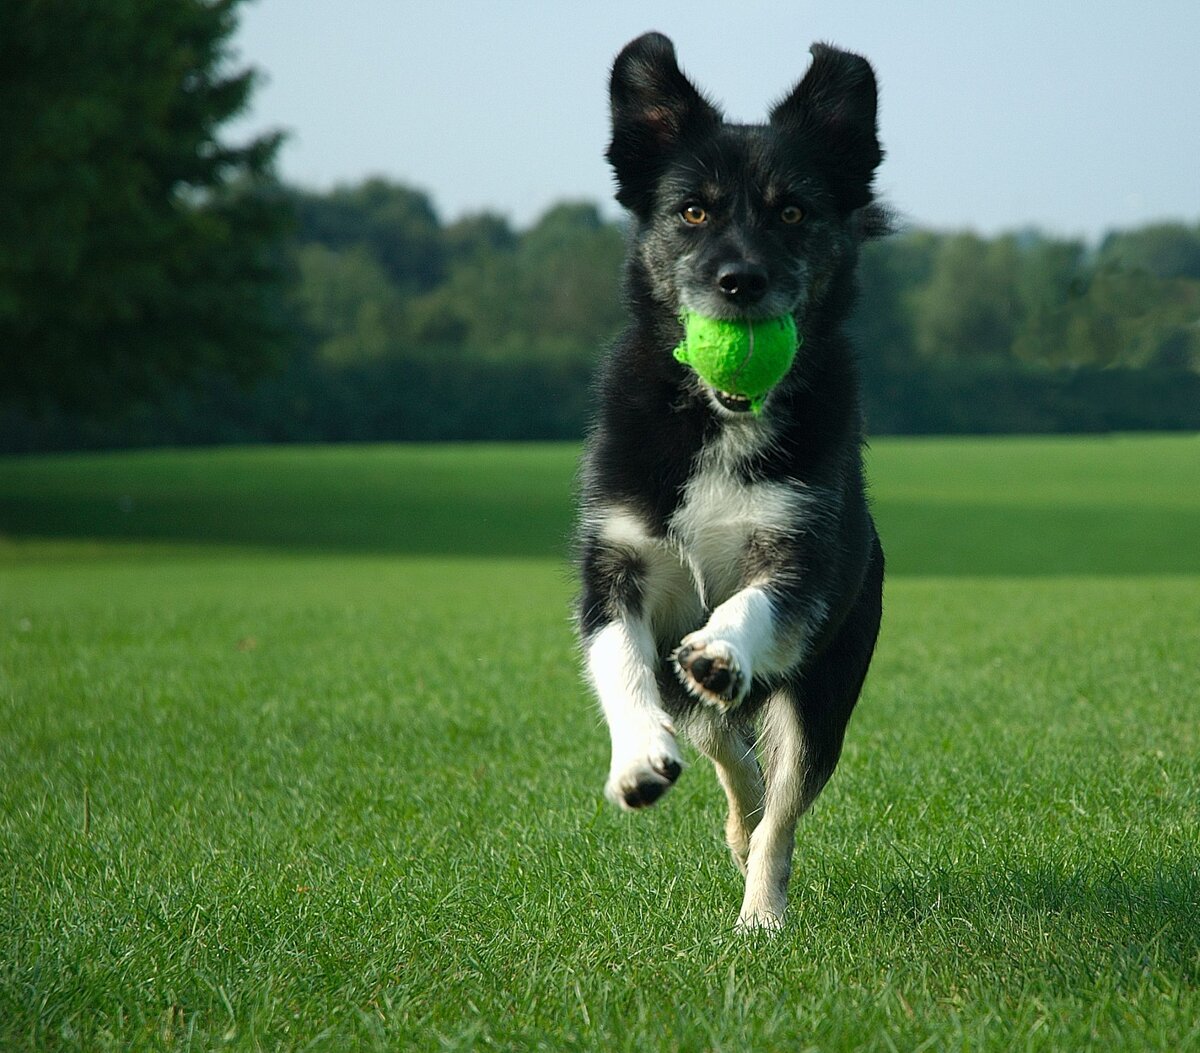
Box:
673 636 749 712
605 721 683 811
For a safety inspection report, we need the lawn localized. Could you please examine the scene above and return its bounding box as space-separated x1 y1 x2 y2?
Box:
1 435 1198 1051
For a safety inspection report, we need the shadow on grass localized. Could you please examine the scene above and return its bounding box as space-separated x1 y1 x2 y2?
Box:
862 856 1200 986
877 501 1200 576
1 445 1198 574
0 486 578 560
0 445 578 560
6 493 1199 576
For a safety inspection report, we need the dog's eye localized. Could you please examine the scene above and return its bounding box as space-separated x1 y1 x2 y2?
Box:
780 205 804 225
681 205 708 226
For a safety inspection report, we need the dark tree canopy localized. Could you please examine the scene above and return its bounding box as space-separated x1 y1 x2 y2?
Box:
287 180 446 293
0 0 289 414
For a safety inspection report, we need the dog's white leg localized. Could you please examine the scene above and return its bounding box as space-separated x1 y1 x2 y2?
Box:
736 687 809 932
686 713 764 873
675 584 807 711
586 618 683 809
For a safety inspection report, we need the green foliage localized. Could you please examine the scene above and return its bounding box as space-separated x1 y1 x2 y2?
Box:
292 244 406 365
907 226 1200 373
1099 222 1200 280
1013 259 1200 371
1010 237 1088 366
504 202 626 360
288 178 445 292
913 233 1023 363
0 0 290 415
1 439 1199 1050
411 210 1200 382
443 211 518 263
1084 225 1200 368
285 192 627 370
850 230 939 369
1066 265 1184 367
390 201 626 364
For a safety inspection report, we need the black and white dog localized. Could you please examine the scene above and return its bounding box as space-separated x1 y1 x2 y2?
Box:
577 32 886 931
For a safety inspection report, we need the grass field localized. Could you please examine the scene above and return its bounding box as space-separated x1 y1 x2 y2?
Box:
1 435 1198 1051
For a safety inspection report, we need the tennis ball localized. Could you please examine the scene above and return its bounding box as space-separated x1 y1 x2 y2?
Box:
673 312 800 413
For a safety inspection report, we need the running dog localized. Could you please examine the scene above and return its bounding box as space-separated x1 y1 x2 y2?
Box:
576 32 887 931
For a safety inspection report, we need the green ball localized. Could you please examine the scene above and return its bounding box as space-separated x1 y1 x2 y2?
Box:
673 312 800 413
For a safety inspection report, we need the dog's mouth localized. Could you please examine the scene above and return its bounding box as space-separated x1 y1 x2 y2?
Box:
711 389 754 413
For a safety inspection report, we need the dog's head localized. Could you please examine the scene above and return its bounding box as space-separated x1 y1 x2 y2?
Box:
607 32 883 325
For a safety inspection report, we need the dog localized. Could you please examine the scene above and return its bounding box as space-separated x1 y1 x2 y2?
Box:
576 32 886 931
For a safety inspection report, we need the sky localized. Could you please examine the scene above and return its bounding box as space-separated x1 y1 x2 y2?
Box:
227 0 1200 241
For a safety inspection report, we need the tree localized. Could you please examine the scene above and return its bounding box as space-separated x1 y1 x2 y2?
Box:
1010 236 1087 367
444 212 517 264
1098 223 1200 280
851 230 940 369
288 180 445 293
912 233 1023 364
1060 264 1200 370
291 244 406 366
401 201 626 365
0 0 289 414
510 203 626 360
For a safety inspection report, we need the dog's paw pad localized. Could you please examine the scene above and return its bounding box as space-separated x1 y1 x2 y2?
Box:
620 777 669 809
674 639 747 711
606 734 684 811
653 756 682 782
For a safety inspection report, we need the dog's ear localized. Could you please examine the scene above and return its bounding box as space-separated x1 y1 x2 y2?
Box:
770 44 882 213
606 32 721 217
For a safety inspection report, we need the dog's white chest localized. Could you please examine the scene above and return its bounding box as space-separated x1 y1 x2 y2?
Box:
668 465 799 605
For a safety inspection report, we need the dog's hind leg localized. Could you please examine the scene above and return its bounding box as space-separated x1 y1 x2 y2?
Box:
686 713 764 874
734 686 813 931
736 545 884 931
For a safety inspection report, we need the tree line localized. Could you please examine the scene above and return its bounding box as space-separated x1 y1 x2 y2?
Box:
7 175 1199 450
285 183 1200 380
2 0 1198 451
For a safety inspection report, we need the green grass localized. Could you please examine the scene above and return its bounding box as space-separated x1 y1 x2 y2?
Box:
1 435 1198 1051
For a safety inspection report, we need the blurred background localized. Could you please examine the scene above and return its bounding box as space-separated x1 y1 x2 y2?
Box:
2 0 1199 451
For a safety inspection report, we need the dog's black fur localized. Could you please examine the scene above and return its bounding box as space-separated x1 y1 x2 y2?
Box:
576 32 885 929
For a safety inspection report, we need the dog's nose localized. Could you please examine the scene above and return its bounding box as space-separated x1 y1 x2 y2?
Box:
716 262 769 303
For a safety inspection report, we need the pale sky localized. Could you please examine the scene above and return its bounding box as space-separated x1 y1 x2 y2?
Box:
228 0 1200 241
